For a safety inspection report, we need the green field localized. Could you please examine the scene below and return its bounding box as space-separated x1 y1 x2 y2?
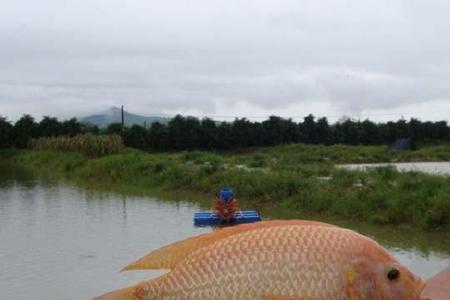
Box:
3 143 450 230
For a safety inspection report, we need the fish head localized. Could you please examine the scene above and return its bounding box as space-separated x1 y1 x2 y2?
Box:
374 262 426 300
346 259 426 300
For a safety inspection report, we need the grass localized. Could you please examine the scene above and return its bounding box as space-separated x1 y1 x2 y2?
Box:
5 142 450 230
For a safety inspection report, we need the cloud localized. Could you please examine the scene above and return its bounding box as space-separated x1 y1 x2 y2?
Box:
0 0 449 121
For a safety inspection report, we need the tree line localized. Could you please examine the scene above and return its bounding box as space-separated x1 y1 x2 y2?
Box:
0 114 449 151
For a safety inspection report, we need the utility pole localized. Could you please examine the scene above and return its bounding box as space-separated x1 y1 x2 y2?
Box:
121 105 124 128
121 105 125 138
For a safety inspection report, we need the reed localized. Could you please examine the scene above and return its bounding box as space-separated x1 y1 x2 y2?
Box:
30 133 124 156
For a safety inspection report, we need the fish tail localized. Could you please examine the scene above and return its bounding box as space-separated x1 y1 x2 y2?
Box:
92 276 165 300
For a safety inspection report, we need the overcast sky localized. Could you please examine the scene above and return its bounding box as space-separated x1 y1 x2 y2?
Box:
1 0 450 122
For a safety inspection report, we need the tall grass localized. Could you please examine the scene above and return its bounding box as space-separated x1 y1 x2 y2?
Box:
30 133 124 156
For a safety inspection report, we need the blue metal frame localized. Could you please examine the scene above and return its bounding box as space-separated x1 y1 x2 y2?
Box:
194 210 261 226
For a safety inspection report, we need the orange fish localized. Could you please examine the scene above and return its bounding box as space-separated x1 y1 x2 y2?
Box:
93 220 425 300
123 220 334 271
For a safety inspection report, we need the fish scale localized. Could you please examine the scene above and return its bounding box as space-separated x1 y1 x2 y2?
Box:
94 221 425 300
141 225 377 300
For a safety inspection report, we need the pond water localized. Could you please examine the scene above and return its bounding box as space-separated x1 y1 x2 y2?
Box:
0 164 449 300
339 161 450 176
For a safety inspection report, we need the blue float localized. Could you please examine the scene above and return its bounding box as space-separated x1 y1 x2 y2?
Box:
194 210 262 226
194 188 262 226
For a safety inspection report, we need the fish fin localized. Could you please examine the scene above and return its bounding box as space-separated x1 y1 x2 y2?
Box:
122 220 334 271
91 286 135 300
92 275 165 300
261 296 312 300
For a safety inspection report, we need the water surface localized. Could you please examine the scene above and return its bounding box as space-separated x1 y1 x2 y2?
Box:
0 164 210 299
339 161 450 176
0 164 449 299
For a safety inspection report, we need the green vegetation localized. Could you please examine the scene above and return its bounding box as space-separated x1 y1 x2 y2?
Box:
6 143 450 231
30 134 124 156
1 113 449 151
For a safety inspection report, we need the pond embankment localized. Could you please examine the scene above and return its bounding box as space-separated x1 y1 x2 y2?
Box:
2 143 450 230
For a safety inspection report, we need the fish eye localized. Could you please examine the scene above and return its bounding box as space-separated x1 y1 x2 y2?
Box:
387 268 400 281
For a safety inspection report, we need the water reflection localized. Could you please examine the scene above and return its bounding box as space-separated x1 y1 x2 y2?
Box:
122 195 127 221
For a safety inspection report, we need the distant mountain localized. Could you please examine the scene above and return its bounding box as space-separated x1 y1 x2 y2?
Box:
80 107 170 128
